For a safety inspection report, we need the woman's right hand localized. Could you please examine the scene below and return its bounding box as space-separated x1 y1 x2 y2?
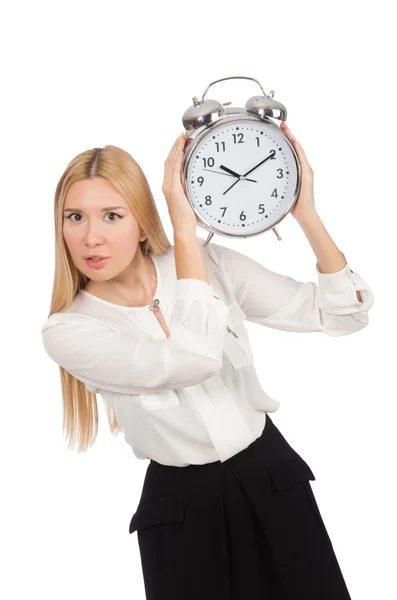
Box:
162 132 198 235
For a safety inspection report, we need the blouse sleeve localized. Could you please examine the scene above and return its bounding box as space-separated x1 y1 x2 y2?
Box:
206 242 374 337
41 278 230 395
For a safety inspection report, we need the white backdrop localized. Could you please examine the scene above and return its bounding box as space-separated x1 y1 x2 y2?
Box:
1 0 395 598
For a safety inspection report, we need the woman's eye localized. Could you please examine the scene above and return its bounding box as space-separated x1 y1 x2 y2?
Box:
105 212 122 221
65 212 122 222
65 213 82 222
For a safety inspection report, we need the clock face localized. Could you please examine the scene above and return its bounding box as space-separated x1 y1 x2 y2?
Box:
184 117 300 236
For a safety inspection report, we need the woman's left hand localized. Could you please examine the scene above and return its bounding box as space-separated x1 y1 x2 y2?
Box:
280 121 318 223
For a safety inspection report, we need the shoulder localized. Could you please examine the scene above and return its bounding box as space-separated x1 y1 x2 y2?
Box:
196 236 252 273
41 311 123 366
41 310 113 334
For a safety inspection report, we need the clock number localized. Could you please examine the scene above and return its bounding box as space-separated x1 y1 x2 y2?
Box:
258 204 265 214
220 207 227 217
255 141 276 157
205 195 212 205
215 141 226 152
271 188 278 198
232 133 244 144
276 168 283 179
202 157 215 168
239 210 246 221
197 176 204 186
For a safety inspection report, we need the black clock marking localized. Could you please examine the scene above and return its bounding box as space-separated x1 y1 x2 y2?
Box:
202 157 215 168
215 141 226 152
232 133 244 144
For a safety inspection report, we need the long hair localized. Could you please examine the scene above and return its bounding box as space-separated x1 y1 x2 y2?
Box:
45 145 172 452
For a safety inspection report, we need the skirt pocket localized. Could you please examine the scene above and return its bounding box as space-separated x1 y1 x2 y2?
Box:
268 456 332 545
268 456 315 491
129 490 186 569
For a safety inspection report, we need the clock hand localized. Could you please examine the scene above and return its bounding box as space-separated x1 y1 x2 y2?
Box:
241 152 274 178
202 168 257 183
223 178 241 195
222 152 274 195
219 165 241 178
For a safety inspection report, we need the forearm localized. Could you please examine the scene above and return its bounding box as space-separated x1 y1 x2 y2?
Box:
297 212 362 302
173 229 210 284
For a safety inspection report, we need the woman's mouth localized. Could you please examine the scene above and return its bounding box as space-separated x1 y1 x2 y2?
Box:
85 257 109 268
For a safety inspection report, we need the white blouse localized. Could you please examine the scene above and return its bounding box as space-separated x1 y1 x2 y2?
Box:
41 235 374 466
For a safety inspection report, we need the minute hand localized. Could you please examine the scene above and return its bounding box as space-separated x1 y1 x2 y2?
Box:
223 152 274 196
242 152 274 177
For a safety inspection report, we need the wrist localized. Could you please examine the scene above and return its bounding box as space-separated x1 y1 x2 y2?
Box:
173 226 197 241
293 210 321 226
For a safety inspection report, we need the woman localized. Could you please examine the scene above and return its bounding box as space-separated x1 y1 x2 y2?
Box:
41 124 374 599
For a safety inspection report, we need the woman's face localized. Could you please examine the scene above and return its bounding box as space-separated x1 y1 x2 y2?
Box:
63 177 143 282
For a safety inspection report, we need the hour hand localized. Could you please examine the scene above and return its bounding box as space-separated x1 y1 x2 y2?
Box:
219 164 241 178
219 164 257 183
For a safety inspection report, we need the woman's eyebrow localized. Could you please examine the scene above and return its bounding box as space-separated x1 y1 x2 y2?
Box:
63 206 127 212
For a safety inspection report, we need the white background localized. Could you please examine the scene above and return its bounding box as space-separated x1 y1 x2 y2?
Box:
1 0 395 598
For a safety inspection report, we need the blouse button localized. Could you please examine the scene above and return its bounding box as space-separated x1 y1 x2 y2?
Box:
226 324 239 338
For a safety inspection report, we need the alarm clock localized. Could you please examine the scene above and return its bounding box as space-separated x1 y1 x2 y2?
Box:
181 75 301 247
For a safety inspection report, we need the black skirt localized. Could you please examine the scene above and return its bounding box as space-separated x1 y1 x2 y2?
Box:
129 413 352 600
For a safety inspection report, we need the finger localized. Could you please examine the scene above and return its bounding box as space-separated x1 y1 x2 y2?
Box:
171 134 187 177
164 134 184 187
165 133 185 166
168 135 185 185
175 133 187 155
172 152 185 191
281 123 311 168
281 121 296 141
174 133 186 156
281 122 299 151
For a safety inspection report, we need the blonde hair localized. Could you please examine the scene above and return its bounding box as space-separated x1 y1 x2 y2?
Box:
46 145 172 452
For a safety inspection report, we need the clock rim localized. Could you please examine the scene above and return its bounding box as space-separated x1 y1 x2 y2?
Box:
181 114 301 240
